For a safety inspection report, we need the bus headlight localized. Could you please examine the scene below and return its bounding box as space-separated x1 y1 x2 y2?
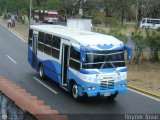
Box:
88 87 96 90
119 84 126 87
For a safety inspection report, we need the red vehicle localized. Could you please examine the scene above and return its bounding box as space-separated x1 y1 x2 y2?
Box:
43 11 60 23
33 10 60 23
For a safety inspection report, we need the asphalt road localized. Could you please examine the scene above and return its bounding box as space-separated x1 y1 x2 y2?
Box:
0 23 160 120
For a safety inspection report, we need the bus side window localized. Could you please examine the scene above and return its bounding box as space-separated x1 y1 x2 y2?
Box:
70 47 80 60
142 19 146 24
51 36 61 59
151 20 155 24
44 34 52 55
147 19 151 23
28 29 33 46
53 36 61 49
69 47 81 70
38 32 45 43
38 32 45 52
156 20 160 24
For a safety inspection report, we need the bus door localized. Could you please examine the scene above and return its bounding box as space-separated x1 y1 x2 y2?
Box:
61 43 70 87
32 31 38 69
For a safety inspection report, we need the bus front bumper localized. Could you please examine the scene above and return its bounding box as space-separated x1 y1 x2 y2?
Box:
78 80 127 97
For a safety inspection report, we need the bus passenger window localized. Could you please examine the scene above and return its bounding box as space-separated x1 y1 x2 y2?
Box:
70 47 80 60
45 34 52 46
52 36 61 49
44 46 51 55
38 32 45 43
142 19 146 24
69 59 80 70
52 48 59 59
147 19 151 23
28 29 33 46
156 20 160 24
38 43 43 52
69 47 80 70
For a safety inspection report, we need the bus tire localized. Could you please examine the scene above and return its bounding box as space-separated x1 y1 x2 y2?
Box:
107 94 118 101
71 82 82 101
142 26 146 29
39 65 45 79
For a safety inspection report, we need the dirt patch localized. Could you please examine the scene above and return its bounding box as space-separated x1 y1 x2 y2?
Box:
128 62 160 95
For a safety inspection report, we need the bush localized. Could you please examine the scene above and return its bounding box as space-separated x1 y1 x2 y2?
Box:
131 29 146 64
145 29 160 62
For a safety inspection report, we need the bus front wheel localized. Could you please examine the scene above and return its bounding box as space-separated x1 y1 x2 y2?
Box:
39 65 45 79
71 83 82 101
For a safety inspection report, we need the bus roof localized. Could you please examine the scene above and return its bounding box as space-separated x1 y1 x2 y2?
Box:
30 25 123 47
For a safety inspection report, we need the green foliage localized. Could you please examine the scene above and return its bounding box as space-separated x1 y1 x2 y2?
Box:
108 28 127 43
105 17 121 28
145 29 160 62
45 0 62 10
92 12 105 24
131 29 145 64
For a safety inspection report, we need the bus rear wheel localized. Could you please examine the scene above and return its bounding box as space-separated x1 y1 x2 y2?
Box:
39 65 45 79
71 83 82 101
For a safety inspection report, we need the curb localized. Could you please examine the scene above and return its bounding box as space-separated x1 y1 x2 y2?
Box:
0 76 68 120
128 85 160 99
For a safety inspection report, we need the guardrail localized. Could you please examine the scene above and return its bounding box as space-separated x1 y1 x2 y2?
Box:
0 76 68 120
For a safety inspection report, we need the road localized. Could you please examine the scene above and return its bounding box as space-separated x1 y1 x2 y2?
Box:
0 23 160 120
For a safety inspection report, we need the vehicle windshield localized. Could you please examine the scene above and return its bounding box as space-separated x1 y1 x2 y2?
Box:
82 50 125 69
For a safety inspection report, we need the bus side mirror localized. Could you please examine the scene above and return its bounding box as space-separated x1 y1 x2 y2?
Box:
80 48 86 63
127 47 132 61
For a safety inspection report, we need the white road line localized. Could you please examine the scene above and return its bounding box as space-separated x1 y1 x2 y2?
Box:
128 88 160 102
0 22 27 42
6 55 17 64
33 77 58 94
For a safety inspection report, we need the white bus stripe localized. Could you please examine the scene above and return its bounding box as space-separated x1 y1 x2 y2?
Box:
33 77 58 94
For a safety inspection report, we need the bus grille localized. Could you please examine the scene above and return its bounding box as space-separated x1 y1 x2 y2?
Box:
100 80 114 90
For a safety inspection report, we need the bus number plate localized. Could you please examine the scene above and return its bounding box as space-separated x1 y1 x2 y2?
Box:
104 93 110 97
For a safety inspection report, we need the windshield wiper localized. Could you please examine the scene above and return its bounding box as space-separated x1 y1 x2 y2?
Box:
108 60 120 75
99 57 120 75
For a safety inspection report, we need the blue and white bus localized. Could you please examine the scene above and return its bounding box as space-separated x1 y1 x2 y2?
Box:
28 25 132 100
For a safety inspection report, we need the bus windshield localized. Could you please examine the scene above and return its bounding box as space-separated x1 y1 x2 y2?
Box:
82 50 125 69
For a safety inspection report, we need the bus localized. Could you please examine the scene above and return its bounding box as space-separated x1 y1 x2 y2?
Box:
28 25 132 100
140 18 160 29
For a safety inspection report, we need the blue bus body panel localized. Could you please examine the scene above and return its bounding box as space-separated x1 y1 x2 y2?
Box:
41 60 61 84
28 47 33 67
28 46 62 84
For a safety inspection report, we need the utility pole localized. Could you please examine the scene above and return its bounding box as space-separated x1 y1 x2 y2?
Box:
79 0 87 18
29 0 32 26
136 0 139 21
79 0 83 17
